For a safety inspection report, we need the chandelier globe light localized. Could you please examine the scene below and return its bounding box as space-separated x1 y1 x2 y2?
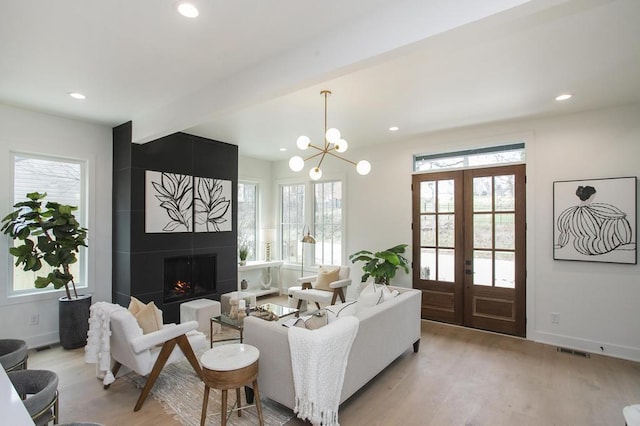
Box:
289 90 371 180
296 136 311 150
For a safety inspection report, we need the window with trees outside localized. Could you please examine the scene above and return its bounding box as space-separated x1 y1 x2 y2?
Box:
413 143 525 172
280 181 344 267
280 184 305 264
313 181 342 266
237 182 257 261
11 153 86 294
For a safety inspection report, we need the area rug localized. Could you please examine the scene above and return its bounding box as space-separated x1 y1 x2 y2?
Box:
125 341 295 425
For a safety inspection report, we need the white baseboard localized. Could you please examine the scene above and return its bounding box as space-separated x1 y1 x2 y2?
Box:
25 332 59 351
531 330 640 362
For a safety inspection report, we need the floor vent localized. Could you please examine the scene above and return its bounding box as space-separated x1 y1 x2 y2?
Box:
34 345 53 352
557 347 590 358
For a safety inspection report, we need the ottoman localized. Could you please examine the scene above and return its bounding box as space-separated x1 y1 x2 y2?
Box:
221 291 257 315
180 299 221 333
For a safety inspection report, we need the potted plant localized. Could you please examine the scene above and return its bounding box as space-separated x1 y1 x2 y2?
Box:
238 245 249 266
349 243 410 285
1 192 90 349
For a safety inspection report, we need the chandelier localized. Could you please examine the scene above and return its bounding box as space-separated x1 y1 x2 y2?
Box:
288 90 371 180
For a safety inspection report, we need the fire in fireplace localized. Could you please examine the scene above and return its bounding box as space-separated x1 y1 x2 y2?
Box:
163 254 216 303
172 280 191 296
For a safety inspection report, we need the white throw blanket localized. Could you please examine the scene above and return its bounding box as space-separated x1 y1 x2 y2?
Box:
85 302 127 385
288 316 359 426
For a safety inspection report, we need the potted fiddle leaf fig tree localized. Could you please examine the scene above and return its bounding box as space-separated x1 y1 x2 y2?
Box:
1 192 90 349
349 243 410 285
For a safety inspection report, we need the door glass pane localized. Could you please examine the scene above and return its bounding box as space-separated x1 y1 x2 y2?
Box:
495 252 515 288
420 215 436 246
438 214 455 247
495 213 515 250
495 175 515 211
437 180 455 213
420 248 436 280
473 176 492 212
438 249 455 282
420 181 436 213
473 250 493 286
473 213 493 249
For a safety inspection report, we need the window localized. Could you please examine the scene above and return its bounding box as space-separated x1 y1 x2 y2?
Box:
413 143 525 172
280 184 305 264
11 153 86 294
313 181 342 265
237 182 257 261
280 180 344 267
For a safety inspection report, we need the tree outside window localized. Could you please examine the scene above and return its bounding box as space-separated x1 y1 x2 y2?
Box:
280 181 343 267
238 182 257 261
11 154 86 293
314 181 342 266
280 184 304 264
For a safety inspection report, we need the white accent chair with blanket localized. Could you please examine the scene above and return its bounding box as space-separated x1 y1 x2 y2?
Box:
103 307 206 411
289 265 352 314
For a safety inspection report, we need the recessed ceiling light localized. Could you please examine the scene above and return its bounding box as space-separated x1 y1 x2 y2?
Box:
69 92 86 100
279 148 287 152
389 126 399 131
555 93 572 101
177 2 199 18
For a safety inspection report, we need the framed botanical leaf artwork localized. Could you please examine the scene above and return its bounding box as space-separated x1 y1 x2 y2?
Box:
145 171 193 233
553 176 637 264
194 177 232 232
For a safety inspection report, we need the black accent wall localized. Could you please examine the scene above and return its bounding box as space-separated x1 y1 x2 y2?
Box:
112 122 238 323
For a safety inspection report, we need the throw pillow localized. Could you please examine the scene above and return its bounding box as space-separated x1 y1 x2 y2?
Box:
357 283 385 310
380 284 392 301
292 313 328 330
135 301 163 334
129 297 163 334
313 266 340 291
325 300 358 323
128 296 146 315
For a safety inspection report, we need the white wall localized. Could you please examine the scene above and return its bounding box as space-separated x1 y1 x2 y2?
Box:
0 104 112 348
271 102 640 361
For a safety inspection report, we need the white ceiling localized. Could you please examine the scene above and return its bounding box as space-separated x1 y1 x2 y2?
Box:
2 0 639 161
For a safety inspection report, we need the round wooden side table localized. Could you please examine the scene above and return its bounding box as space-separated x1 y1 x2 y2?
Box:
200 343 264 426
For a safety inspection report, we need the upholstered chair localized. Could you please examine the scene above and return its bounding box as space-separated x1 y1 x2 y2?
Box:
8 369 59 426
0 338 28 372
105 309 207 411
290 265 352 315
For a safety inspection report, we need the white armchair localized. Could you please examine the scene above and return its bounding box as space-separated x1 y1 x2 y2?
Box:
290 265 352 315
106 308 206 411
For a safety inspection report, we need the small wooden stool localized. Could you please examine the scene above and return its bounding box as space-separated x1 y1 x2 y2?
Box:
200 343 264 426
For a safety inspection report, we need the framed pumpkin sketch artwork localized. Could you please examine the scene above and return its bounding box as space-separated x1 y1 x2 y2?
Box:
553 176 637 264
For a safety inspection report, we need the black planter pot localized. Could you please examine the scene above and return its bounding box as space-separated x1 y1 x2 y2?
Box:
59 294 92 349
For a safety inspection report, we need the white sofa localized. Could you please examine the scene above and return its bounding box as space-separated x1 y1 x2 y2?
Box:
243 286 422 410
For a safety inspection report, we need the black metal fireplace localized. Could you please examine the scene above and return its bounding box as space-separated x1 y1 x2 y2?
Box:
163 254 216 304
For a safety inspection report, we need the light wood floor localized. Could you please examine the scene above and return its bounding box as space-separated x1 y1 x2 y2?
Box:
27 297 640 425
